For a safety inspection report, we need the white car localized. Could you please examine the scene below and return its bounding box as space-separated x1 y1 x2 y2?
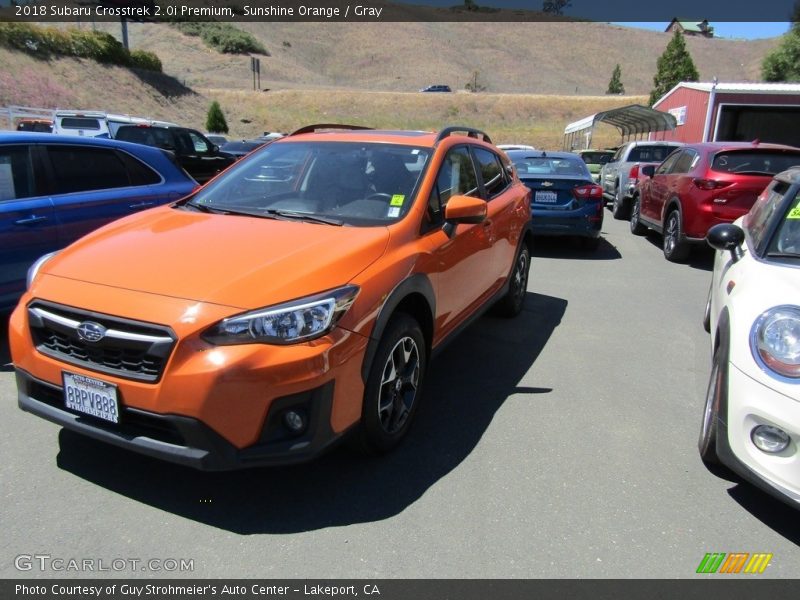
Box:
701 168 800 508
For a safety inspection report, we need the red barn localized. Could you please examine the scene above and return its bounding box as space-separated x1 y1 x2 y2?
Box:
650 82 800 146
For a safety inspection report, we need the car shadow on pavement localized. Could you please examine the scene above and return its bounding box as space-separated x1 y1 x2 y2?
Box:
55 291 568 534
642 232 714 272
726 484 800 546
0 314 13 372
532 236 622 260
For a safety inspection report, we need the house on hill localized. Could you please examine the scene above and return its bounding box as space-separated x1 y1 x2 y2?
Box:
665 19 714 38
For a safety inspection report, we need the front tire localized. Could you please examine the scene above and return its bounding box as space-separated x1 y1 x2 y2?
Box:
699 348 723 466
494 244 530 317
355 314 426 455
663 209 690 262
629 196 646 235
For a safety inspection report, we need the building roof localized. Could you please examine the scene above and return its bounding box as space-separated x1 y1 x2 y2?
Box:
563 104 677 138
653 81 800 108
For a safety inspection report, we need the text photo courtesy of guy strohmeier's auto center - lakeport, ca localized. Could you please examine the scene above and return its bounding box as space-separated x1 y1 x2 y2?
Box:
2 0 800 596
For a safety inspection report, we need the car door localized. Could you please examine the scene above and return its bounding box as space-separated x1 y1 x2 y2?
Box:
471 146 527 290
40 144 168 247
601 145 625 195
0 143 58 310
422 144 495 341
181 129 232 184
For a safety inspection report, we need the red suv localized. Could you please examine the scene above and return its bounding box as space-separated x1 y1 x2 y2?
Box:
630 142 800 261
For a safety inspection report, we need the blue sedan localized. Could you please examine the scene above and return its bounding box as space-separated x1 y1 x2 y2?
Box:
506 150 605 251
0 132 198 312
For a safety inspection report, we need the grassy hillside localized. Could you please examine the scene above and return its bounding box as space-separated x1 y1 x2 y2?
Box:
109 21 777 95
0 21 781 148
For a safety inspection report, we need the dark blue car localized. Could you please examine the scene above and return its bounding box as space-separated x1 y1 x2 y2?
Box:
0 132 197 312
506 150 605 251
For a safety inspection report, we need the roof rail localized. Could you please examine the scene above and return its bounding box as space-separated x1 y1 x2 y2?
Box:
435 126 493 145
289 123 373 136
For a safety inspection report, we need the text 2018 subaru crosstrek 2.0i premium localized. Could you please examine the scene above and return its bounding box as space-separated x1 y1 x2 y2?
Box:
10 125 533 470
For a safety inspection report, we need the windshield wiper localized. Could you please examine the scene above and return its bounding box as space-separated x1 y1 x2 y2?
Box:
732 170 774 176
766 252 800 259
263 209 344 226
183 200 232 214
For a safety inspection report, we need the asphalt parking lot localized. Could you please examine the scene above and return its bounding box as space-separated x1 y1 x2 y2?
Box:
1 214 799 579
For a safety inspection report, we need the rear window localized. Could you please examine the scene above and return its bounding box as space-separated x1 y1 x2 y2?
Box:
512 156 589 177
117 126 175 149
580 152 613 164
711 151 800 176
17 121 53 133
627 146 678 162
60 117 101 130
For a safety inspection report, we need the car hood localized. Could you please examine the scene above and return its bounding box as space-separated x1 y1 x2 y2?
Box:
42 207 390 310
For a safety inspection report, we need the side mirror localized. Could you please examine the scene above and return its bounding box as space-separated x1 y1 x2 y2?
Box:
444 194 487 225
210 144 219 155
706 223 745 263
641 165 656 178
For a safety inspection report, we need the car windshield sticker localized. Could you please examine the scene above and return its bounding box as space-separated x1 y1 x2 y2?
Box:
390 194 405 207
788 201 800 219
387 206 401 218
0 163 15 200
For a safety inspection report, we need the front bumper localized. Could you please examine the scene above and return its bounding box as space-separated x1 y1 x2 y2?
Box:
717 362 800 507
531 202 603 238
16 368 342 470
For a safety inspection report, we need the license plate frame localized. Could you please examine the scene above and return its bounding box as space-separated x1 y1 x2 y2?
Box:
535 191 558 204
62 371 120 424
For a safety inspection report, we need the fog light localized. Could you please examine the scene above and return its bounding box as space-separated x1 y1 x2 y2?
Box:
283 410 307 434
751 425 790 454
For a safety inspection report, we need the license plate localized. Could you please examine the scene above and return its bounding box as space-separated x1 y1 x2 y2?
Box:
535 191 558 203
63 372 119 424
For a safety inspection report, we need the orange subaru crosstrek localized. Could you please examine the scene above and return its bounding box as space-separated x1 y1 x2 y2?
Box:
10 124 533 470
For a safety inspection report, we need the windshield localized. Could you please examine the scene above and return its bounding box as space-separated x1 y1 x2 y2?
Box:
580 152 613 165
627 146 677 162
188 141 430 226
767 189 800 259
711 151 800 176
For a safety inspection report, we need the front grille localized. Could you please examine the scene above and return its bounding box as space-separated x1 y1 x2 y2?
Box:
28 301 176 383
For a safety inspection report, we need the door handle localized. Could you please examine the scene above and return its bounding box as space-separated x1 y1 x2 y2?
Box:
129 201 156 209
14 215 48 225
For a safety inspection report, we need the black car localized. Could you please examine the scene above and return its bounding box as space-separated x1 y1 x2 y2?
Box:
219 139 268 159
115 125 236 184
419 84 452 93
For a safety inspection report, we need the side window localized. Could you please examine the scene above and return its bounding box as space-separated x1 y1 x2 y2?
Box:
671 150 698 174
187 131 209 154
46 146 132 194
428 146 479 223
655 151 681 175
0 145 36 201
472 147 508 199
117 151 162 185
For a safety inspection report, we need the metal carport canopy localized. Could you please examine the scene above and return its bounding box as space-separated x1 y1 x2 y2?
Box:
563 104 677 149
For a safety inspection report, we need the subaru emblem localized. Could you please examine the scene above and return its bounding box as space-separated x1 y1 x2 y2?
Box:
76 321 107 343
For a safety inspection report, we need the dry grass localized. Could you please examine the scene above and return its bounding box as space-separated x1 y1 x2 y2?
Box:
206 88 647 148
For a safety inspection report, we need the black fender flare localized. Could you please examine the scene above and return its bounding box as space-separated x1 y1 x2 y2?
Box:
360 273 435 383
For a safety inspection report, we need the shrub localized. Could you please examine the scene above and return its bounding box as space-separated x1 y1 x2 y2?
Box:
206 101 229 134
130 49 163 72
171 22 268 55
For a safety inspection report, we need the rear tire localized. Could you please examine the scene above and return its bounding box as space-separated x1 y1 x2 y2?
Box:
629 196 646 236
494 244 530 318
612 189 629 220
663 209 690 262
354 314 426 455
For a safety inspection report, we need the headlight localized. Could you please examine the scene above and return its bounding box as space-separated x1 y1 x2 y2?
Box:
751 305 800 379
203 285 359 345
26 251 59 290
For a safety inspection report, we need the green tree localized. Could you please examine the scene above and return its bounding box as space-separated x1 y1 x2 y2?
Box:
649 30 699 106
762 21 800 81
606 64 625 94
205 101 229 134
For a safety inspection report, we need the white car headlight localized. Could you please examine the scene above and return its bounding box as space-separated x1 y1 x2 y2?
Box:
751 305 800 379
26 251 59 290
203 285 359 346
